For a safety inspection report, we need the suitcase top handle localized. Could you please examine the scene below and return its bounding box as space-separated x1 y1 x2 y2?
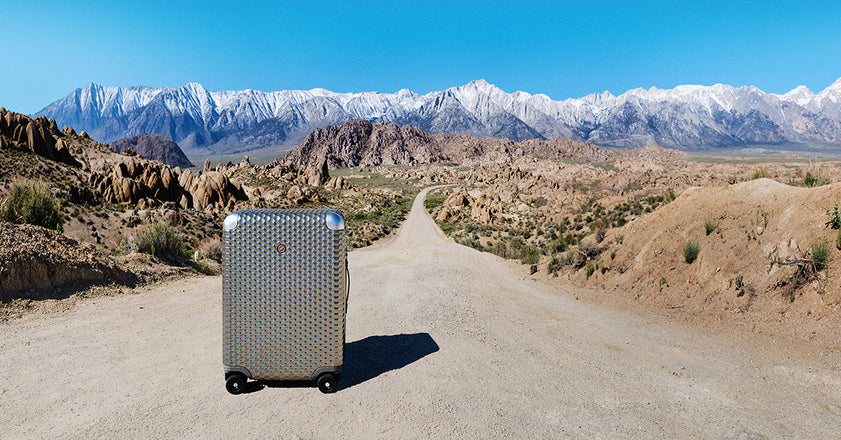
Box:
223 209 345 232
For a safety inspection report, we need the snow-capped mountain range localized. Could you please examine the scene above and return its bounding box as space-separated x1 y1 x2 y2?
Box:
35 78 841 156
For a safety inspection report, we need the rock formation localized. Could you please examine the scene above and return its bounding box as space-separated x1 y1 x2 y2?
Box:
88 158 246 210
283 119 611 170
0 108 79 166
435 187 501 225
111 134 194 168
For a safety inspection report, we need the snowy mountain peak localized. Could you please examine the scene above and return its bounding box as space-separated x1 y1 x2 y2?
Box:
34 77 841 154
782 85 815 106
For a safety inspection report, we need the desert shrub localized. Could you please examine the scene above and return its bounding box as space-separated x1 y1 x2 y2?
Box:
802 172 828 187
704 217 718 236
563 250 575 266
532 196 548 208
460 236 483 251
595 227 606 243
615 234 624 245
550 237 568 254
199 237 223 262
520 244 540 265
135 222 189 263
735 275 743 289
683 239 700 264
610 251 616 260
826 204 841 229
811 239 830 271
438 221 457 236
837 229 841 251
664 188 676 203
424 194 447 211
585 262 595 278
547 257 561 274
490 240 507 258
751 167 770 180
529 264 538 275
0 180 63 231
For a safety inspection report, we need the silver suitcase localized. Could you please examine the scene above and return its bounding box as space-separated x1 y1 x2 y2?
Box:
222 208 348 394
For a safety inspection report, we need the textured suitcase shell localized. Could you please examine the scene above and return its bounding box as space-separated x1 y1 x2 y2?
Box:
222 208 347 381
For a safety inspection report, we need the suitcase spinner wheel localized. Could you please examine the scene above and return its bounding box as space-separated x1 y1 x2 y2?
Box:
316 372 339 394
226 373 247 395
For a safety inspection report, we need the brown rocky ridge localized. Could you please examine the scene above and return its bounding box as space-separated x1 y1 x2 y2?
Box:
283 119 633 170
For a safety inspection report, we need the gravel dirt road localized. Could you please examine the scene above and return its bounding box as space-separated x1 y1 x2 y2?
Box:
2 187 840 439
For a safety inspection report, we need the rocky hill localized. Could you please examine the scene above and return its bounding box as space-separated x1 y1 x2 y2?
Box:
0 108 249 298
111 134 194 168
593 179 841 341
282 119 612 169
35 78 841 155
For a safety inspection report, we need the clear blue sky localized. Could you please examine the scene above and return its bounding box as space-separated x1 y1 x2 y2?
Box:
2 1 840 114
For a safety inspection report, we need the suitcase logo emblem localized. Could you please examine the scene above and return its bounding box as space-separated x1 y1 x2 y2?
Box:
276 244 287 253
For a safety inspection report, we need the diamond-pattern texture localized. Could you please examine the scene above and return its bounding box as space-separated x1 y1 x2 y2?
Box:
223 209 347 381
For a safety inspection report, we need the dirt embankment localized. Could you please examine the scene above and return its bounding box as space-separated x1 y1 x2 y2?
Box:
578 178 841 345
0 222 136 301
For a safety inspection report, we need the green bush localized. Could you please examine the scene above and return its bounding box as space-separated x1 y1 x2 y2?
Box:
803 172 830 187
424 194 447 211
520 244 540 265
664 188 676 203
683 239 701 264
585 262 595 278
704 217 718 236
135 222 189 263
751 167 770 180
826 204 841 229
811 239 830 271
0 181 63 231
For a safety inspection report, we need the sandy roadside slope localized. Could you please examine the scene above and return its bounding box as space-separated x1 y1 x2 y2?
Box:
1 187 839 439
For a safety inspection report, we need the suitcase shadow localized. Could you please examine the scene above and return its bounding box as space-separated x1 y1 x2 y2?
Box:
246 333 439 393
339 332 439 391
